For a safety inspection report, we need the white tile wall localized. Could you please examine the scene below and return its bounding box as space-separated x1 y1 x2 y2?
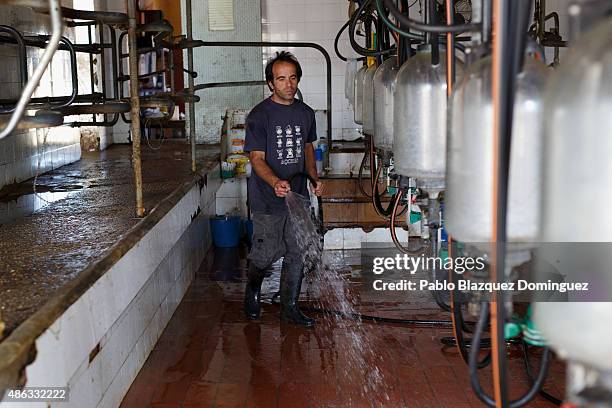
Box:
0 4 81 190
261 0 363 142
215 176 248 217
324 227 410 250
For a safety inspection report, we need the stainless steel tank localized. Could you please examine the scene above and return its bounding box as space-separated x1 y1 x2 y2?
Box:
534 18 612 375
362 63 377 135
445 56 546 244
373 57 398 152
353 65 367 125
393 49 458 195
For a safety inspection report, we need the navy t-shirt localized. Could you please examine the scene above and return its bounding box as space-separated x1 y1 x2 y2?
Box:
244 97 317 214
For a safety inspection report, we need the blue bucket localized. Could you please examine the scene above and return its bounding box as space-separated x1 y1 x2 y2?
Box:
210 215 241 247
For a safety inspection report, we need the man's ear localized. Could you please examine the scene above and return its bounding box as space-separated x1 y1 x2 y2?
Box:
267 81 274 92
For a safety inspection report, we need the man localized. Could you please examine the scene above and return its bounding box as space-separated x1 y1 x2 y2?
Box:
243 51 323 327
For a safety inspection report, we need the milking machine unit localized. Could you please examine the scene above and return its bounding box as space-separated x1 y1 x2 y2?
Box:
532 2 612 406
340 0 610 406
374 0 573 406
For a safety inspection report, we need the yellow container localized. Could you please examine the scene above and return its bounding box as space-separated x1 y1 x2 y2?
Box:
226 154 249 174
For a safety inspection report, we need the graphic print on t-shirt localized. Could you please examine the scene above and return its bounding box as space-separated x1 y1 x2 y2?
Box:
276 124 302 165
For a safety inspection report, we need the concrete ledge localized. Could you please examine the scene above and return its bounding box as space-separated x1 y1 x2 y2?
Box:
0 163 222 407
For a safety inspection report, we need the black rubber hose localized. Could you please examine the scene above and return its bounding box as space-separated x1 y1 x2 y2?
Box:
521 342 562 406
429 0 440 66
349 0 397 57
371 155 397 218
453 292 491 368
389 188 429 255
469 303 497 406
469 303 553 408
334 19 366 62
358 142 372 198
380 0 481 33
430 231 452 312
301 306 454 327
375 0 469 53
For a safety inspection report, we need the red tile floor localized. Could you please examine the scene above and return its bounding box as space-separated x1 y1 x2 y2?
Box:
121 247 565 408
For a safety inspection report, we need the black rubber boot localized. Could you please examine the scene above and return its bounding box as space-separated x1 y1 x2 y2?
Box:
244 263 265 320
280 263 315 327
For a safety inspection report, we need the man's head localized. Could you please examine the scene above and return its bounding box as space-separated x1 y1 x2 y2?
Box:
265 51 302 104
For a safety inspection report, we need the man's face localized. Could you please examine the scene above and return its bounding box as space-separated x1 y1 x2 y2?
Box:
269 61 298 103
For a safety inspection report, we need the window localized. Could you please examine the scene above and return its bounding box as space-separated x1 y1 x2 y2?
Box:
208 0 235 31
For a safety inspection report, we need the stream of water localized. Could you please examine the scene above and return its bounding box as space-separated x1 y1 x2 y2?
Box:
286 191 392 407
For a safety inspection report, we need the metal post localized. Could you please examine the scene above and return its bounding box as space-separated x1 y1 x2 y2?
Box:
186 0 197 173
127 0 145 217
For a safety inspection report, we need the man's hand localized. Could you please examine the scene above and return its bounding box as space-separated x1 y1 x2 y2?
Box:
310 180 324 196
273 179 291 197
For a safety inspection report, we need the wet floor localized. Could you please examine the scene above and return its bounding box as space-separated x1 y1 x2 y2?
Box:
121 247 566 408
0 141 219 337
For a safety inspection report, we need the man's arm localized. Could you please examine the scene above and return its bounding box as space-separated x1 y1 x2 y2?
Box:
249 151 291 197
304 143 323 196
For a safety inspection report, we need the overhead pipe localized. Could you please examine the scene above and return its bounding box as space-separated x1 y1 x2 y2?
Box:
186 80 303 101
0 1 128 24
60 7 128 26
0 0 62 140
0 93 105 108
381 0 480 33
127 0 144 218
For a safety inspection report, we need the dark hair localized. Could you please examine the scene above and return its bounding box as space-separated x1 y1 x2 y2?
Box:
264 51 302 90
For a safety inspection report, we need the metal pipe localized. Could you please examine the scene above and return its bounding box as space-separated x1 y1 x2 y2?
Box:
53 36 78 109
109 25 120 101
68 113 120 127
118 69 169 82
0 35 79 110
88 22 96 125
118 30 127 100
0 32 79 51
98 22 107 124
60 102 130 115
445 0 455 96
61 7 128 25
0 0 62 140
186 0 196 173
0 93 105 107
180 40 333 170
0 26 27 113
169 47 175 94
127 0 144 218
193 80 266 92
